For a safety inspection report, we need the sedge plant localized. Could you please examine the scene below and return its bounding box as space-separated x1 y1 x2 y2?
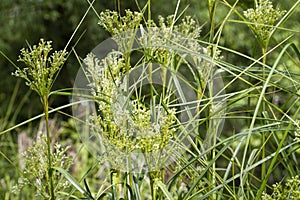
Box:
2 0 300 199
243 0 286 180
73 5 213 199
12 39 67 199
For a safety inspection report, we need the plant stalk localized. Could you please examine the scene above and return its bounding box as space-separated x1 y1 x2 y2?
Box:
149 171 160 200
207 0 217 43
42 95 55 200
261 47 267 180
111 169 119 199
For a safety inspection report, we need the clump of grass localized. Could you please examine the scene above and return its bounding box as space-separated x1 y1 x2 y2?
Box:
80 6 206 199
2 0 300 199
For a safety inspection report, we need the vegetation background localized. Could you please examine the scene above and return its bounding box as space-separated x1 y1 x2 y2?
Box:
2 0 299 120
1 0 300 199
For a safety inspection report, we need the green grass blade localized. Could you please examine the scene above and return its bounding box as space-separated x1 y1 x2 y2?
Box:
155 180 174 200
254 42 300 199
54 166 94 199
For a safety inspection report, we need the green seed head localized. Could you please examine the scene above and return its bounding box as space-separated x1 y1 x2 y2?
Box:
244 0 286 46
13 39 67 98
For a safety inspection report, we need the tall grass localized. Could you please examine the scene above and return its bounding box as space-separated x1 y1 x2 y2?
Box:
1 0 300 199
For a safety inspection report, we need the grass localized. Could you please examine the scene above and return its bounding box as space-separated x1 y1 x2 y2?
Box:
1 0 300 199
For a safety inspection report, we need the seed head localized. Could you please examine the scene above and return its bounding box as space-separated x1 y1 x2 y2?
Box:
13 39 67 98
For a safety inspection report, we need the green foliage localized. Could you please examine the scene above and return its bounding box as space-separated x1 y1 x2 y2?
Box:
1 0 300 199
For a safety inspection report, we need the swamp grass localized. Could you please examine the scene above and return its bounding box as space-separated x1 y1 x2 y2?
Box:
1 0 300 199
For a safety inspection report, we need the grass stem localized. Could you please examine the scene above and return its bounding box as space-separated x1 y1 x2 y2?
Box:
42 96 55 200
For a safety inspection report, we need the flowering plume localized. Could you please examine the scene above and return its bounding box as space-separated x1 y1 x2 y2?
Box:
13 39 67 98
84 52 177 153
244 0 286 46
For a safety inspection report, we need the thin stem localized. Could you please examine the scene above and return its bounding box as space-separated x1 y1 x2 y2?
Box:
207 0 217 43
43 95 55 200
128 172 133 198
261 46 267 181
111 169 118 199
147 0 151 27
149 171 160 200
115 0 121 14
207 1 217 196
161 169 165 185
208 66 217 199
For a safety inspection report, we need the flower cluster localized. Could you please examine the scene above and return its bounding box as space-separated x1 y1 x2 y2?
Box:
84 51 177 153
244 0 286 45
262 176 300 199
85 10 215 170
136 14 208 83
13 39 67 97
113 99 177 153
140 15 203 55
98 9 203 55
85 52 125 103
99 9 143 35
12 135 72 199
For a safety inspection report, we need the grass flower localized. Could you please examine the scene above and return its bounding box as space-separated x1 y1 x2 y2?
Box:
84 52 177 154
262 176 300 199
12 135 72 199
244 0 286 47
99 9 143 35
13 39 67 98
12 39 68 199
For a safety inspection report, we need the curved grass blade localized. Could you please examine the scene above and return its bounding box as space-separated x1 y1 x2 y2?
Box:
155 180 174 200
54 166 94 199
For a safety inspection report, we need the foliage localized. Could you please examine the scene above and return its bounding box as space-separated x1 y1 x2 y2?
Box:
1 0 300 199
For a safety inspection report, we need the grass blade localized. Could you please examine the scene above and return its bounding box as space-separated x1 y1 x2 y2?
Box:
54 166 94 199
